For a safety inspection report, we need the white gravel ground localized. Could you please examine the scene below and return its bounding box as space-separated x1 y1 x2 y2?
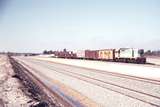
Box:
0 55 34 107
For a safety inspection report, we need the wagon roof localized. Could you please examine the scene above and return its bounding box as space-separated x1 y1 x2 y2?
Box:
97 49 115 51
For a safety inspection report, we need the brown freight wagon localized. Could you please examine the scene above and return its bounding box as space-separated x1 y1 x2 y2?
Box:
85 50 98 60
98 49 115 60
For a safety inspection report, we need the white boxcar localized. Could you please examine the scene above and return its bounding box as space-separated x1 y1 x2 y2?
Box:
76 50 85 58
118 48 144 58
119 48 133 58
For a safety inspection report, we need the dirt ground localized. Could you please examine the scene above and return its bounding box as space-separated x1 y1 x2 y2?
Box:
146 56 160 65
0 55 36 107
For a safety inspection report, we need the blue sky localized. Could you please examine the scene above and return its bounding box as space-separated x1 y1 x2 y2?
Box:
0 0 160 52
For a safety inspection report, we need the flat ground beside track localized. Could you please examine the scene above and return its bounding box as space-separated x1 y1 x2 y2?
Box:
147 56 160 66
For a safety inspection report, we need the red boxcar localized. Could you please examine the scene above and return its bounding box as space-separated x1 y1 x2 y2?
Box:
85 50 98 60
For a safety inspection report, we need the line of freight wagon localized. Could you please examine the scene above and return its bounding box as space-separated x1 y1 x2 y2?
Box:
52 48 146 64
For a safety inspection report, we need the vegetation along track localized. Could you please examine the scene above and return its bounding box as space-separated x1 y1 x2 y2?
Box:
29 59 160 107
9 56 74 107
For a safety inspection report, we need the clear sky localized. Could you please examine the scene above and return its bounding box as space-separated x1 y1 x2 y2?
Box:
0 0 160 53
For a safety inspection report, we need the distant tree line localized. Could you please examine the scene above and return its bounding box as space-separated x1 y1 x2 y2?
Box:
0 52 39 56
144 50 160 56
43 50 54 54
43 49 67 55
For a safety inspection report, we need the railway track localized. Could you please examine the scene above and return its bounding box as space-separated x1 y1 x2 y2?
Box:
35 58 160 85
25 59 160 107
10 57 75 107
49 62 160 85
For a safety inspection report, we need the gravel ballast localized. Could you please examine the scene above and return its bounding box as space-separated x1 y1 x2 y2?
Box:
0 55 36 107
0 55 58 107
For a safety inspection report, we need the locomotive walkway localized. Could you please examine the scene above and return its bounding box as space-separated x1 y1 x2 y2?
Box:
13 56 160 107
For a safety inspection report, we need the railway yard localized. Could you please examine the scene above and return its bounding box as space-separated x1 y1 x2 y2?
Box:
1 0 160 106
0 54 160 107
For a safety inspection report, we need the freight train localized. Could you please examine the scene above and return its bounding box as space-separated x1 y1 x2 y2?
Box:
52 48 146 64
